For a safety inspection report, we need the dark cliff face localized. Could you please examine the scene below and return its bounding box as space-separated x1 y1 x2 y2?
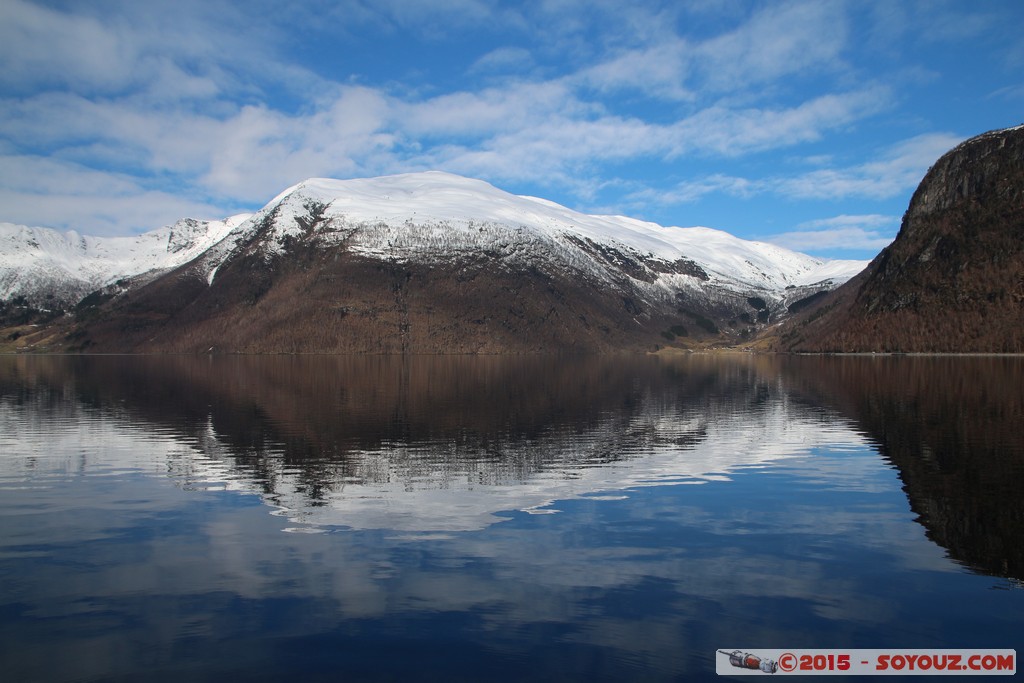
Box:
778 124 1024 353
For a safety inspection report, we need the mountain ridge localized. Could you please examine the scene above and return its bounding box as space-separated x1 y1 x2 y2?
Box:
1 214 251 307
3 171 865 353
196 171 861 292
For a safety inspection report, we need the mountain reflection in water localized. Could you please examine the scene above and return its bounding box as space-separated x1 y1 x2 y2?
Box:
2 355 855 529
1 353 1022 683
782 355 1024 581
2 353 1022 575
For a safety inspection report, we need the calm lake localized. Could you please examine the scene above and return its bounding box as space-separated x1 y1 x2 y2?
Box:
1 353 1021 682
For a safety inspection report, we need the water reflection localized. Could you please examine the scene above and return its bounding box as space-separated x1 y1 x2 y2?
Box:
778 355 1024 580
1 354 1022 682
2 354 870 533
2 354 1022 575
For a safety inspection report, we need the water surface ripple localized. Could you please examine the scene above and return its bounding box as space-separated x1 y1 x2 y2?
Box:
1 354 1021 682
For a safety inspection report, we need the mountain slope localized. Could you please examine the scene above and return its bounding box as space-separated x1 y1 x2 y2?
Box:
776 124 1024 353
186 172 859 294
6 172 865 353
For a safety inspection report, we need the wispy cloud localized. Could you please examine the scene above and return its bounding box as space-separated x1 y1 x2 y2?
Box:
0 0 1019 239
667 87 892 157
0 155 231 236
199 88 401 201
574 40 695 102
627 174 758 206
766 214 899 254
469 47 535 75
633 132 961 209
0 0 147 94
693 0 849 92
570 1 850 104
773 133 963 199
1 55 895 227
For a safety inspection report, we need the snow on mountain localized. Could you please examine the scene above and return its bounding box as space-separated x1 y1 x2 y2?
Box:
1 171 865 315
0 214 250 306
197 171 865 298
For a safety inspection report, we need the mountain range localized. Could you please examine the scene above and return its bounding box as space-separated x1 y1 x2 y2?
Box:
5 123 1021 354
1 215 250 308
1 172 864 353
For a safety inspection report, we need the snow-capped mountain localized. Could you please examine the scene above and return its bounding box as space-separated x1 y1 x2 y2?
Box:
2 172 863 309
3 171 867 353
193 172 863 298
0 214 250 307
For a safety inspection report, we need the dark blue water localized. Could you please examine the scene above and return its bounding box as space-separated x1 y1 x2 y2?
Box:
1 354 1021 682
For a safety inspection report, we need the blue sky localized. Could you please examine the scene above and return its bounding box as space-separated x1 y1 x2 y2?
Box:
1 0 1022 259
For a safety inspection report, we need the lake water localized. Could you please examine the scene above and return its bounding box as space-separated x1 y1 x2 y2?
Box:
1 354 1021 682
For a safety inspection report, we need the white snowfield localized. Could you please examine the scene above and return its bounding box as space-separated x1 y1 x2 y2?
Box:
2 171 866 306
1 215 249 305
251 172 866 289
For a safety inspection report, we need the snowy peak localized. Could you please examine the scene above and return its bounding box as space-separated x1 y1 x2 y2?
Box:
4 171 872 353
226 171 864 293
0 214 251 306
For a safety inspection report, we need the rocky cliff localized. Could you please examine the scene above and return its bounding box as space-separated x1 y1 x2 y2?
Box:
777 124 1024 353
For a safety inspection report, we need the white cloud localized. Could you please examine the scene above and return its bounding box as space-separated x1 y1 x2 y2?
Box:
407 114 660 197
199 87 400 201
0 0 1010 238
667 87 891 157
0 75 900 233
399 81 590 138
575 41 694 101
767 214 899 253
403 84 893 187
2 85 401 206
797 214 898 231
0 0 136 93
695 0 849 92
635 133 962 210
570 1 850 104
627 174 757 206
0 93 219 182
0 0 325 105
469 47 535 75
774 133 963 199
0 155 140 197
0 155 230 236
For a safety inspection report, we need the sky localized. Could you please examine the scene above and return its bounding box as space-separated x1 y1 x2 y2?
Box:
1 0 1022 260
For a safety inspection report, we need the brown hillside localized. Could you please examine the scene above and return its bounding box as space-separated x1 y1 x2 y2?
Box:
777 124 1024 353
65 243 699 354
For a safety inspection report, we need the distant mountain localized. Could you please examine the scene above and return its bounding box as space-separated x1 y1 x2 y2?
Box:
0 215 251 307
3 172 865 353
776 124 1024 353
